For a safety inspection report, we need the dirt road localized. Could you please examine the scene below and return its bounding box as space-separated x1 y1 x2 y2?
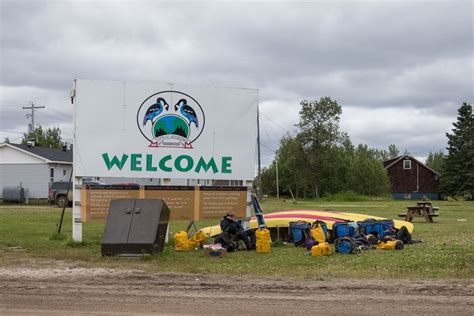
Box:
1 265 473 315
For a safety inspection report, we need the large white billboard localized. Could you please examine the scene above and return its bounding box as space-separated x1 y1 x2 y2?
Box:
73 80 258 180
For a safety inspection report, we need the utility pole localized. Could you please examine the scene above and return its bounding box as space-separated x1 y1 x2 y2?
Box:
257 101 262 199
22 102 45 134
276 159 279 199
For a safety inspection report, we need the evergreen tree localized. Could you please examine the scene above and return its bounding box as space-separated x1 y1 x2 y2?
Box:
439 102 473 199
425 150 445 174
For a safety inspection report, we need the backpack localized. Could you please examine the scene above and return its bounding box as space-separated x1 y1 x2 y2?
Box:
311 220 328 243
334 237 360 254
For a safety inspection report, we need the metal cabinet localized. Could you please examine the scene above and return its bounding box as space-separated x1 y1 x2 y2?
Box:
101 199 170 256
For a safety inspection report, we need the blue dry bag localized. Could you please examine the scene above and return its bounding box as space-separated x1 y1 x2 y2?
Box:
332 222 357 240
289 221 311 247
334 237 359 254
358 219 395 238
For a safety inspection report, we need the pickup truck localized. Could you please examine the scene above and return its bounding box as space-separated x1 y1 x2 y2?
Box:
48 181 72 208
48 181 104 207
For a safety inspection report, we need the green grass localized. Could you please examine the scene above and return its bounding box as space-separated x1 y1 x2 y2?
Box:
0 199 473 279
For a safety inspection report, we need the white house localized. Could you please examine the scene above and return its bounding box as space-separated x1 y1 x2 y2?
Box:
0 143 72 199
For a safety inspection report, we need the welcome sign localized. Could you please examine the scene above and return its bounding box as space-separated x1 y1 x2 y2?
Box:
73 80 258 180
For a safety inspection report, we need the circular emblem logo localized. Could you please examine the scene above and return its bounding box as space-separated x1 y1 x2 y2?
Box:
136 91 205 148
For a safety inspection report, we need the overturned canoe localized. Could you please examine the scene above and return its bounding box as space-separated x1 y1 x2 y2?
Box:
200 210 414 237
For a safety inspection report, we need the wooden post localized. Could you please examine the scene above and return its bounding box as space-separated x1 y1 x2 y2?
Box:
193 185 200 221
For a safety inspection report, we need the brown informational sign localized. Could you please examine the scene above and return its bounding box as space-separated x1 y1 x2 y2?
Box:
81 185 140 221
199 186 247 219
144 186 195 220
81 185 248 222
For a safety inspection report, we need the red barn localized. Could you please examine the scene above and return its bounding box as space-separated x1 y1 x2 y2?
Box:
383 155 440 200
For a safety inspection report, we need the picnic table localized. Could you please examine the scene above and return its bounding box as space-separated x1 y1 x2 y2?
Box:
398 201 439 223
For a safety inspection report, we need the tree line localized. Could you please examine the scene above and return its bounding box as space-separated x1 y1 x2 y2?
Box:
259 98 473 200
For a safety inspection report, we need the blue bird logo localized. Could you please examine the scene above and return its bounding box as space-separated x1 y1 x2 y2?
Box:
143 97 169 126
174 99 198 128
137 91 205 148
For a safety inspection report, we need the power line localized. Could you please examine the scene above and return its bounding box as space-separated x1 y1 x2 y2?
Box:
260 112 290 132
36 111 72 124
0 99 30 103
260 120 278 152
2 135 23 142
0 129 24 134
0 99 31 105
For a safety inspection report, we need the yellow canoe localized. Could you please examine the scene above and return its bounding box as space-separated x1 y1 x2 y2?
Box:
200 210 414 237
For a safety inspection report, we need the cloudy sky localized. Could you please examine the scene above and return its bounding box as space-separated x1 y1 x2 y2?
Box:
1 0 472 165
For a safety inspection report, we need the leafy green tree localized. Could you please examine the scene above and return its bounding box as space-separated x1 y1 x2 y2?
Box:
388 144 400 159
296 97 344 198
440 102 473 199
259 98 396 198
426 150 445 174
275 134 311 198
346 144 390 195
318 133 353 195
371 148 389 162
21 125 64 149
260 164 277 196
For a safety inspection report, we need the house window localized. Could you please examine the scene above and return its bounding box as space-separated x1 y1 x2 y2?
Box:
403 160 411 170
50 168 55 182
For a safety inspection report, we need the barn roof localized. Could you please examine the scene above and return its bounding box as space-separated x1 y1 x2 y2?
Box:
383 155 440 176
2 143 72 163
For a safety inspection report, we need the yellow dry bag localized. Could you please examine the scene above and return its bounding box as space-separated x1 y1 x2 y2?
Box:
174 231 190 252
256 228 271 253
376 240 404 250
310 220 328 243
311 242 332 257
188 231 206 249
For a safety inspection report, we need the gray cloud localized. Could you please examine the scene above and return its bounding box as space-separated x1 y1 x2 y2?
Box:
1 0 472 164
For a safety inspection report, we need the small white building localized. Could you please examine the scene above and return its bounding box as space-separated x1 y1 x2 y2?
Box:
0 143 72 199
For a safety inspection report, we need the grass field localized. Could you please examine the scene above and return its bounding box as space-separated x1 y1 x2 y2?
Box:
0 198 472 279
